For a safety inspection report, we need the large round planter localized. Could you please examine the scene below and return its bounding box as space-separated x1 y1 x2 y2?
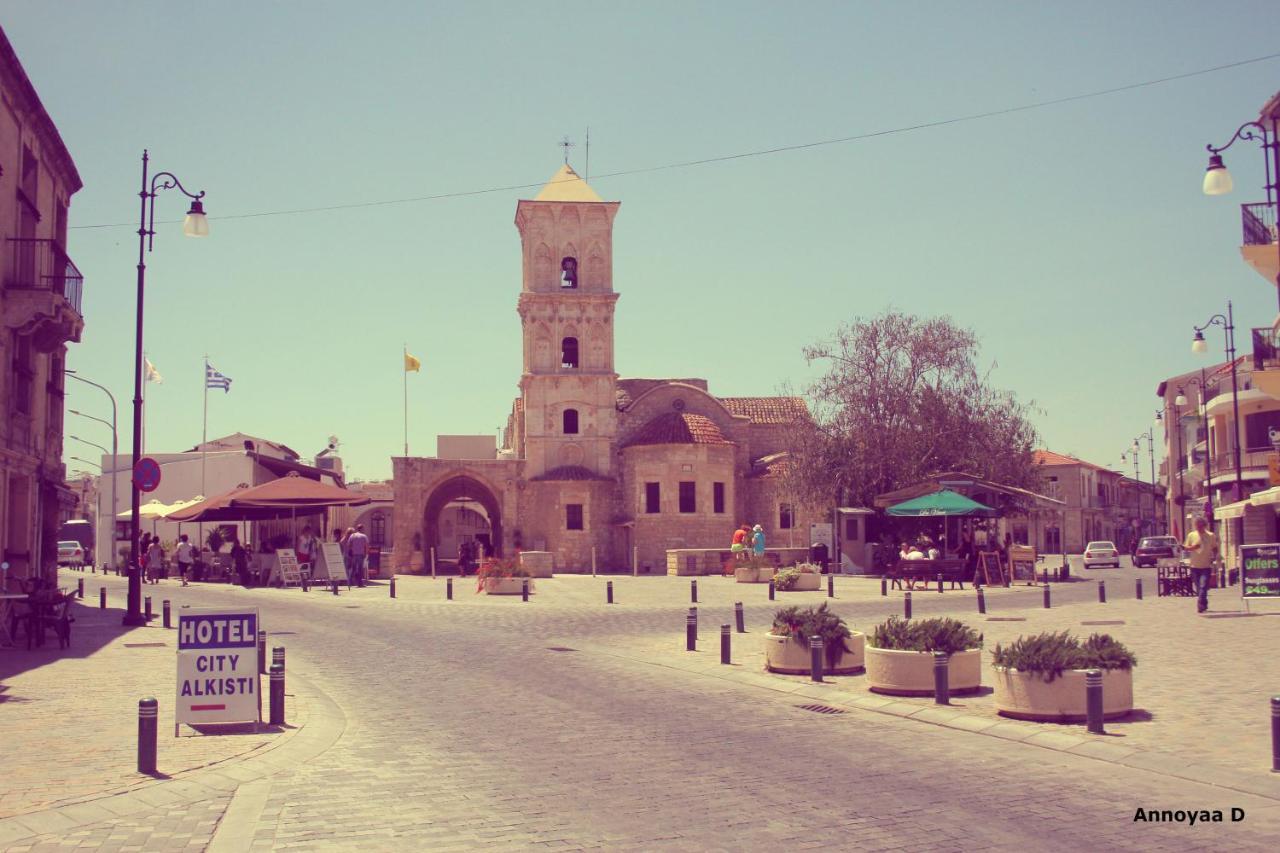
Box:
993 667 1132 722
481 577 534 595
865 647 982 696
778 572 821 592
734 566 775 583
764 631 864 674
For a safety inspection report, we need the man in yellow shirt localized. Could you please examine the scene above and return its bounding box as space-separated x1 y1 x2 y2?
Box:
1183 516 1220 613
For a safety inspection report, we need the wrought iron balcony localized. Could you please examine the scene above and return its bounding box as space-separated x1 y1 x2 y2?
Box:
3 238 83 315
1252 326 1280 371
1242 203 1277 247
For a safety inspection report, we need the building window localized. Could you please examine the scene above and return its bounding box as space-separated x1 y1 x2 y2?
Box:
645 482 660 514
713 482 725 514
779 503 794 529
844 517 859 540
10 334 34 416
20 143 38 204
566 503 584 530
563 408 579 434
560 257 578 289
371 513 387 547
561 337 579 369
678 481 696 513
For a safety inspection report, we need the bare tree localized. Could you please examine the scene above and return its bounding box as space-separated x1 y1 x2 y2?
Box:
785 311 1040 509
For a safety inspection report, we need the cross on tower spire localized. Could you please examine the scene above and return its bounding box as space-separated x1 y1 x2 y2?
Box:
559 136 575 165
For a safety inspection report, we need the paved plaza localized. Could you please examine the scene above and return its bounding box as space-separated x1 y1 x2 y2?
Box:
1 566 1278 851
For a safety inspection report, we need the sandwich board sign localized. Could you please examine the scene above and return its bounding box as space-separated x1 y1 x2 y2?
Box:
275 548 302 588
313 542 348 585
176 607 260 733
1240 543 1280 600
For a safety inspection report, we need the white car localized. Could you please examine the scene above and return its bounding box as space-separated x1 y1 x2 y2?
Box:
56 540 85 566
1082 540 1121 569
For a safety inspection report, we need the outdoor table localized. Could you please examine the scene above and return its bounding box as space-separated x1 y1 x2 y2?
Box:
0 593 28 648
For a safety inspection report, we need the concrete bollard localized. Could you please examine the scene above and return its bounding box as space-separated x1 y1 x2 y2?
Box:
977 587 986 615
390 576 396 599
686 609 697 651
828 573 835 598
163 600 171 629
1098 580 1107 604
77 578 84 599
768 580 775 601
606 580 614 604
430 547 437 579
144 596 152 622
734 601 745 633
591 546 597 578
331 579 339 596
881 576 887 597
257 630 267 674
100 587 106 609
691 579 698 604
904 591 912 620
632 546 638 577
809 635 824 682
1085 669 1105 734
934 652 950 705
447 577 453 600
720 624 731 665
522 579 529 602
1135 577 1143 600
937 573 944 594
1271 696 1280 773
273 646 285 673
137 698 158 775
1043 584 1051 609
269 664 285 726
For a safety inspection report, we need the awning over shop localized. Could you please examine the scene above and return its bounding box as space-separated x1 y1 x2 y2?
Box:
1214 498 1251 520
1249 486 1280 507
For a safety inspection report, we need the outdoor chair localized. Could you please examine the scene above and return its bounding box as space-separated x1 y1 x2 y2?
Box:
24 593 73 649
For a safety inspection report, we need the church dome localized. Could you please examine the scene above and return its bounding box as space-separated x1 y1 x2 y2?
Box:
622 412 733 448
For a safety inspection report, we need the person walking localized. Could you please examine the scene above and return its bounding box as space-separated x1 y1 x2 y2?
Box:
346 524 370 587
145 537 165 584
175 534 194 586
1183 516 1220 613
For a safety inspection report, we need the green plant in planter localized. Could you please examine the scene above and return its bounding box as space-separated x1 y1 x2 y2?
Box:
869 616 982 656
474 556 531 593
793 562 820 573
205 527 225 555
771 603 851 668
991 631 1136 682
773 568 802 590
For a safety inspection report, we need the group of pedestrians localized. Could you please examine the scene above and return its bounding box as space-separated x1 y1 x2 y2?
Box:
139 532 195 586
730 524 767 560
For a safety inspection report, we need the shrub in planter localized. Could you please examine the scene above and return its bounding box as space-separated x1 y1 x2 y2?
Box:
774 563 820 591
770 603 853 670
990 631 1136 683
474 557 531 594
865 616 984 695
992 632 1136 720
869 616 982 655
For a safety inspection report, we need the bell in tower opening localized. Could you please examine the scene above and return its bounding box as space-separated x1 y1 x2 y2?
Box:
560 256 578 289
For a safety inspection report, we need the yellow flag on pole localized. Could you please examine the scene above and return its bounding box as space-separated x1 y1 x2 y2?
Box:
404 352 422 373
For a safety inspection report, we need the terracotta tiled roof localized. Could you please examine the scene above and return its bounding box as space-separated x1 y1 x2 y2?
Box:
719 397 808 424
1033 450 1112 473
530 465 613 482
623 413 734 448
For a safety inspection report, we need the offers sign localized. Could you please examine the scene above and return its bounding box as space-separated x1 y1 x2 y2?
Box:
176 608 261 727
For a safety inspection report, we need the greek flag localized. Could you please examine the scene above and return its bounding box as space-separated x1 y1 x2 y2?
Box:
206 363 232 393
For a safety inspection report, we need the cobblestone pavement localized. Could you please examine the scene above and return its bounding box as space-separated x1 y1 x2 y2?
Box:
1 567 1277 850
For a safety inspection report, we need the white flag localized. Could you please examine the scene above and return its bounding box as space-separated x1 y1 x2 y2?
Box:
145 358 163 384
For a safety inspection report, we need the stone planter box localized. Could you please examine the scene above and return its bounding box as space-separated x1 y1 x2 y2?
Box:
481 577 534 596
778 572 821 591
993 667 1133 722
734 565 776 583
764 631 865 674
865 647 982 696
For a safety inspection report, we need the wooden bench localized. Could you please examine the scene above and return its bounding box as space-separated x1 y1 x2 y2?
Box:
889 559 969 591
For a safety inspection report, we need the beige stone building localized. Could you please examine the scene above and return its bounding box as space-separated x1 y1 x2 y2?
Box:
0 27 83 586
392 166 815 573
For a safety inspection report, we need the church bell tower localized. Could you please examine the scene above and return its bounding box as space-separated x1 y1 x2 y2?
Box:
514 164 620 478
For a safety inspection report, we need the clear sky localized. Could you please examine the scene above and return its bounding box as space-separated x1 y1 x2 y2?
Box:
7 1 1280 484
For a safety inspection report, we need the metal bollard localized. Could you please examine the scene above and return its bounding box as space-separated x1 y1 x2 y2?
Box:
447 577 453 600
691 579 698 603
686 609 697 651
977 587 986 614
720 624 731 665
137 698 158 774
269 664 285 726
768 580 775 601
522 579 529 602
881 576 887 597
1043 584 1051 609
934 652 950 705
77 578 84 599
937 573 944 594
100 587 106 609
1135 577 1143 600
331 579 338 596
258 630 267 674
606 580 614 604
809 635 824 682
390 576 396 598
1085 669 1105 734
1271 696 1280 773
1098 580 1107 603
734 601 745 633
163 600 171 629
273 645 285 673
904 591 912 619
144 596 152 622
828 573 835 598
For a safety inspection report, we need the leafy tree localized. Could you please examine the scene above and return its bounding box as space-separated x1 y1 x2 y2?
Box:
784 311 1040 509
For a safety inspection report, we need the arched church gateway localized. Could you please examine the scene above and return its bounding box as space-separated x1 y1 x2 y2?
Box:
391 164 816 573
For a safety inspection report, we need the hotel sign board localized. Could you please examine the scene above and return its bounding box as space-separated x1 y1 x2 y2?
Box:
176 608 261 729
1239 544 1280 599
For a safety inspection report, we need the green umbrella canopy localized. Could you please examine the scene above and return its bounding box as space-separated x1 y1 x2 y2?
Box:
886 489 998 517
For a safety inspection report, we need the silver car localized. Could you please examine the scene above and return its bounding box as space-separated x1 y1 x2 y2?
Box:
1082 540 1121 569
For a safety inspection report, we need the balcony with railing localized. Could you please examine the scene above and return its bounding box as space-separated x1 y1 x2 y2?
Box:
2 237 84 349
1241 202 1279 285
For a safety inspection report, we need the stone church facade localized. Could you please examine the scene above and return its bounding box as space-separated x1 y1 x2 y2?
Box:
392 165 816 573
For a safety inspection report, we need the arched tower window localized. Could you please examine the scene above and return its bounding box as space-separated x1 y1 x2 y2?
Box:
561 336 579 369
563 408 579 434
561 257 578 289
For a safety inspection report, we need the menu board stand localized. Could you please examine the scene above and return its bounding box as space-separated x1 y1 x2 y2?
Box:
1240 543 1280 612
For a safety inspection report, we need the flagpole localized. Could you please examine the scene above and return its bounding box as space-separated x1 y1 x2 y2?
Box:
403 344 409 457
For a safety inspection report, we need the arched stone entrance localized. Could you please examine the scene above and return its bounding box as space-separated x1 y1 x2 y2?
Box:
422 475 504 560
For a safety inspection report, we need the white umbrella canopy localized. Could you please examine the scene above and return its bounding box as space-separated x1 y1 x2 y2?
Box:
162 496 206 518
117 499 172 519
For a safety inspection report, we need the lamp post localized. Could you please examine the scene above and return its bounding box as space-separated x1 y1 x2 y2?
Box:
66 378 117 560
1192 302 1244 503
1203 113 1280 311
124 151 208 626
1124 442 1143 541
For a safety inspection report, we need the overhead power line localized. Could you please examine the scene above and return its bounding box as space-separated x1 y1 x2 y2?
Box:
72 51 1280 231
